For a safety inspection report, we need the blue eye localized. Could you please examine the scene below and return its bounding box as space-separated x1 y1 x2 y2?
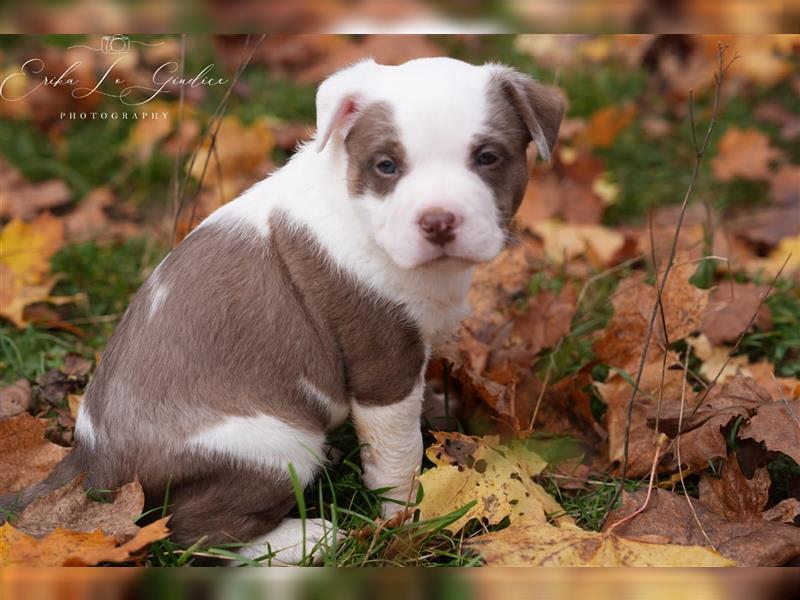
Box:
375 159 398 175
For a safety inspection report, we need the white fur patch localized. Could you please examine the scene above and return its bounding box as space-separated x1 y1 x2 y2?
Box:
147 282 170 321
237 517 339 565
297 376 350 429
185 415 325 486
350 380 425 517
74 401 97 448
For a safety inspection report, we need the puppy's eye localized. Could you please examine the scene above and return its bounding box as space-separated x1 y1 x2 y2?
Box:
375 159 398 176
477 151 499 166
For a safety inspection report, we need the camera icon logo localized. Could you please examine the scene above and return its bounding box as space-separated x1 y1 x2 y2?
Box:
101 35 131 54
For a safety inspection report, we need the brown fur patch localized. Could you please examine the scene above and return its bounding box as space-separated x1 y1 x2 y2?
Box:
72 213 424 545
345 102 407 198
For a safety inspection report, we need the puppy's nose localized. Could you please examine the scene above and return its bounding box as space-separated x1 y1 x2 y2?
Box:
418 210 458 246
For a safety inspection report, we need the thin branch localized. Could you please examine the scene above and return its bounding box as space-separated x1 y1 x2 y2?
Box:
676 347 716 549
600 43 734 528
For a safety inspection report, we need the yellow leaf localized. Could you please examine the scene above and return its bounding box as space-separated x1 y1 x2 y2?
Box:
189 116 275 196
417 432 572 534
466 522 736 566
0 213 64 284
532 219 625 268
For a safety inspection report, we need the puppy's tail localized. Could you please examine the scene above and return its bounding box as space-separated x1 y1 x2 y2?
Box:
0 445 85 523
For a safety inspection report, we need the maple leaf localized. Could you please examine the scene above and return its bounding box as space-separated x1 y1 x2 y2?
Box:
698 454 769 521
0 517 170 567
594 260 710 371
416 432 573 534
0 212 76 328
604 488 800 566
711 128 783 182
740 398 800 465
0 414 69 495
466 521 735 566
699 282 772 345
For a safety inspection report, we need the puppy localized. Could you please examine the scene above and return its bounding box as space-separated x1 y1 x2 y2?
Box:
1 57 563 563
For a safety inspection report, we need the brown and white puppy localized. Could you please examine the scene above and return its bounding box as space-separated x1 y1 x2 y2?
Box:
1 57 563 564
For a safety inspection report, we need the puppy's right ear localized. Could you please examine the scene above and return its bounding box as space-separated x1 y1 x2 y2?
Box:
315 59 377 152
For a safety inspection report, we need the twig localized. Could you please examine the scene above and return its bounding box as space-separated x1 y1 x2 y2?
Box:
600 43 737 529
675 347 716 549
648 205 671 440
605 432 667 535
172 34 265 244
171 34 186 224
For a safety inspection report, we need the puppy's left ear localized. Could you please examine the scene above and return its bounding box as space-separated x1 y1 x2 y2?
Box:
315 59 378 152
493 68 566 162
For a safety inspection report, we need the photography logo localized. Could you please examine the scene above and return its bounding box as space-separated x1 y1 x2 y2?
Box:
68 35 163 53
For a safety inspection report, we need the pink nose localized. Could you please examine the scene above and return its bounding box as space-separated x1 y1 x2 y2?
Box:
418 210 458 246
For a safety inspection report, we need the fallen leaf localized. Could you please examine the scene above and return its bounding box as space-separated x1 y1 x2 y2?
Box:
604 488 800 566
596 353 689 476
594 260 710 371
0 212 69 328
756 103 800 140
763 499 800 524
581 104 637 148
699 454 770 520
531 220 625 268
62 187 142 242
0 517 170 566
0 160 71 221
466 521 734 566
711 128 783 182
416 432 572 533
12 475 143 543
0 379 32 419
0 413 69 494
699 282 772 345
510 284 577 358
740 399 800 465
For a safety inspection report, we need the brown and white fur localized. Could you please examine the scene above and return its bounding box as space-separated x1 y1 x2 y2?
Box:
0 57 563 564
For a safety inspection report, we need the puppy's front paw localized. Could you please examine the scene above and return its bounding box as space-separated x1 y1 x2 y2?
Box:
237 518 343 566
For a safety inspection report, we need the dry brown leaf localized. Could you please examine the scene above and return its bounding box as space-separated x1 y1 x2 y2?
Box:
416 432 571 534
62 187 141 242
711 128 783 182
740 399 800 465
699 454 770 520
594 260 709 370
762 499 800 524
466 521 734 566
604 488 800 566
518 175 605 226
581 104 637 148
0 413 69 494
756 103 800 141
0 517 170 567
699 282 772 345
12 476 144 543
0 160 71 221
596 353 688 476
0 379 32 419
510 284 577 359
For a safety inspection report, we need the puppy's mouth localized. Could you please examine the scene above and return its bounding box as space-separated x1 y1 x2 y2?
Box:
419 252 479 270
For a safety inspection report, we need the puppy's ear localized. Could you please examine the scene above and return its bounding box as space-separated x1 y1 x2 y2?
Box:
315 59 378 152
492 67 566 162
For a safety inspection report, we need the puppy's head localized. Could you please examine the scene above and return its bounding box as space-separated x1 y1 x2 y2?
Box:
316 57 565 271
